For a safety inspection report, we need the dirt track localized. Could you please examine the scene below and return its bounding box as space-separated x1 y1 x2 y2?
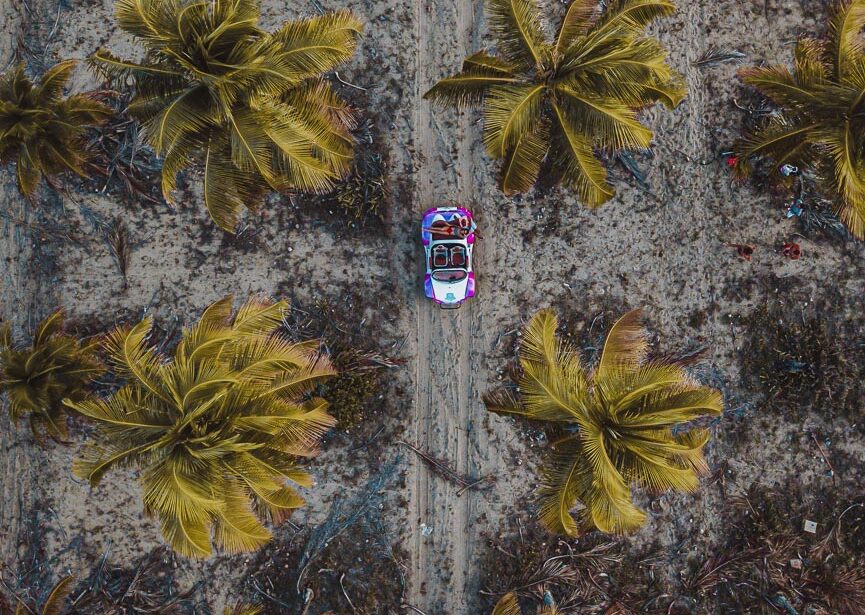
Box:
2 0 865 613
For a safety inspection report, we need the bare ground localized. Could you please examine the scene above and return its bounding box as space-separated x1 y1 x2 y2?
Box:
1 0 865 613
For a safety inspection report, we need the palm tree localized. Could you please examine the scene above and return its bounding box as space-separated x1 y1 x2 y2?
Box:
0 61 112 198
0 311 103 442
733 0 865 238
224 605 261 615
2 575 75 615
90 0 362 231
484 309 722 536
493 592 560 615
66 296 337 558
424 0 685 202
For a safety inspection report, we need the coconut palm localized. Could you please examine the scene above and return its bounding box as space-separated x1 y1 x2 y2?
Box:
91 0 362 231
733 0 865 238
484 309 722 536
425 0 685 202
2 575 75 615
0 61 112 198
493 592 560 615
0 311 103 442
66 296 337 558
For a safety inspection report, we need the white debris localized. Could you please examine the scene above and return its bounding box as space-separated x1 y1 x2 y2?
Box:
420 523 433 537
804 520 818 534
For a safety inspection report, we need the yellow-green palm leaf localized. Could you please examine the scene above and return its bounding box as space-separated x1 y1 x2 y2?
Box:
491 592 562 615
67 295 337 558
483 309 722 537
0 311 103 443
0 62 112 197
734 0 865 238
425 0 684 201
91 0 362 231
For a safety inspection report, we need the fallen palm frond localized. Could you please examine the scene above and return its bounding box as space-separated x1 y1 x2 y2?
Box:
684 484 865 614
104 217 130 282
692 46 747 67
397 440 492 494
84 92 162 203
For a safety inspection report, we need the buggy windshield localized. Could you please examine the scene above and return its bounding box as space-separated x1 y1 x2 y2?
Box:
432 269 467 282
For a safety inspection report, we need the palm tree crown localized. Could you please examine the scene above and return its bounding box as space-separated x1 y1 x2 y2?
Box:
0 311 103 442
484 309 722 536
733 0 865 238
425 0 685 203
66 296 337 558
92 0 363 231
493 592 560 615
0 61 112 197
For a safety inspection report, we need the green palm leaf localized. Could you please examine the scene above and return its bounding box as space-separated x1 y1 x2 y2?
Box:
0 63 112 197
0 312 104 442
70 296 339 557
734 0 865 239
98 0 362 230
426 0 681 200
484 308 721 536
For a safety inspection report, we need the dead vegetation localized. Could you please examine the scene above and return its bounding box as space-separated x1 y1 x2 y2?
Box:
682 484 865 614
0 547 202 615
740 301 865 426
307 118 389 227
478 510 664 615
247 459 406 614
280 291 403 432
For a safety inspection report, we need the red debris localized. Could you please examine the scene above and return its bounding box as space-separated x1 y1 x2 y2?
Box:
726 155 739 167
727 243 755 261
783 242 801 259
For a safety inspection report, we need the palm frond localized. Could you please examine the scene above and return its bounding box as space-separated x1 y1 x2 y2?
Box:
594 308 647 379
486 0 550 69
592 0 678 34
99 0 361 229
0 311 103 442
555 0 600 58
484 308 720 536
75 295 337 557
424 53 520 107
550 103 615 206
0 63 111 197
41 575 75 615
500 118 549 193
828 0 865 79
483 84 546 158
492 592 522 615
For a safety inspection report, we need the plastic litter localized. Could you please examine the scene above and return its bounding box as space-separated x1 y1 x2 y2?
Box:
420 523 434 536
772 594 800 615
786 198 803 218
803 520 818 534
780 164 800 177
790 558 803 570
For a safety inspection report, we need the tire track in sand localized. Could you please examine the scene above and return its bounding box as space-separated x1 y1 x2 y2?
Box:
408 0 478 611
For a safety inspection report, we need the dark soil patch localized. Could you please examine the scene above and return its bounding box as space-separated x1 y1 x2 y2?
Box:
740 299 865 428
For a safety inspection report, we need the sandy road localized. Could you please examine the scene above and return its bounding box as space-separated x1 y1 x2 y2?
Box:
407 0 486 611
